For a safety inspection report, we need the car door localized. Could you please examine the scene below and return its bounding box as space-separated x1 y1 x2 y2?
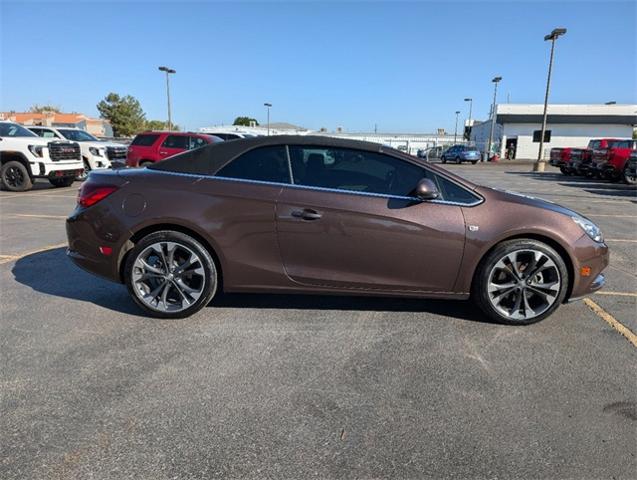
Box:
159 134 189 159
276 146 468 292
191 145 292 289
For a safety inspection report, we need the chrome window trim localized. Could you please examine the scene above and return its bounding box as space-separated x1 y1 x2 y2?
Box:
150 168 484 207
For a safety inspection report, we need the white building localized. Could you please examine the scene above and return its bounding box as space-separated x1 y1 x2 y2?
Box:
470 104 637 160
200 124 460 155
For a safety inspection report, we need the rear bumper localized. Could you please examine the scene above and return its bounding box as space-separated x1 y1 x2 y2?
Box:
66 206 130 283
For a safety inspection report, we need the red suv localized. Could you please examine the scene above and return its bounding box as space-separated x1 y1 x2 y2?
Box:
591 139 636 181
126 131 222 167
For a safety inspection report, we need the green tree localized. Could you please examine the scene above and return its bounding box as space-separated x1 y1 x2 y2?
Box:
29 104 61 113
146 119 180 131
233 116 259 127
96 93 146 137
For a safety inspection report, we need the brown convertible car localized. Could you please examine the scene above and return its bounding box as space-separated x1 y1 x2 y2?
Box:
66 136 608 324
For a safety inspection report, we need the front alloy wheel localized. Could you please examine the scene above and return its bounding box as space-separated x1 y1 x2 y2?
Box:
125 231 217 318
473 240 568 324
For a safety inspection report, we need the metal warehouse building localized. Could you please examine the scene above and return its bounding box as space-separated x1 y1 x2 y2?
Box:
470 104 637 160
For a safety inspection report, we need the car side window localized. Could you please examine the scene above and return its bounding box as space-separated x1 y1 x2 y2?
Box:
34 129 57 138
189 136 208 150
216 146 290 184
162 135 189 149
288 146 425 197
429 172 480 204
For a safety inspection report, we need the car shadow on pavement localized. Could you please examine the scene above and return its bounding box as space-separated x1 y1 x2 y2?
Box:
11 247 491 323
211 293 489 323
11 247 142 316
505 171 637 199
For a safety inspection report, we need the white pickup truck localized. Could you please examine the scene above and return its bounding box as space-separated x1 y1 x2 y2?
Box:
28 126 128 179
0 121 83 191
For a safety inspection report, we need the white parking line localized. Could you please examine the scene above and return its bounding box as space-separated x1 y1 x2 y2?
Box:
7 214 67 220
584 298 637 348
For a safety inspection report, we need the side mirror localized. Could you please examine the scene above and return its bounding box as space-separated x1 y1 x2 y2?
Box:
415 178 440 201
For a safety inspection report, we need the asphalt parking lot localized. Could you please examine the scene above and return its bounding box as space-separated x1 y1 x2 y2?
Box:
1 163 636 479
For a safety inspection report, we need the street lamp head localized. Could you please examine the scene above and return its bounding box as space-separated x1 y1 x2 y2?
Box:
158 66 176 74
464 98 472 102
455 111 460 114
264 102 272 107
544 28 567 41
492 76 502 83
605 101 616 105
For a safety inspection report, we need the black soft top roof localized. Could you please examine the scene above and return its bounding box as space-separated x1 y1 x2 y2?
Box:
148 135 389 176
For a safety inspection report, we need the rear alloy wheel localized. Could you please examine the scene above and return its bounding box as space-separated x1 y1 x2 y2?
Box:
624 164 637 185
455 156 461 164
472 240 568 325
140 160 153 168
125 231 218 318
1 160 33 192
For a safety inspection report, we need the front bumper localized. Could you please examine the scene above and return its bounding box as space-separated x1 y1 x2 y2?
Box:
567 235 609 301
31 160 84 178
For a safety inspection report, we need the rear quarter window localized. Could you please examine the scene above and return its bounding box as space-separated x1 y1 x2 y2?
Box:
131 134 160 146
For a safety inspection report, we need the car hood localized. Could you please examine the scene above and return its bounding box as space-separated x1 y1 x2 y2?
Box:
476 185 582 218
1 136 73 146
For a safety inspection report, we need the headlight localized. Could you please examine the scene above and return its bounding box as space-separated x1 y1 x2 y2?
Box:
28 145 44 157
89 147 103 156
572 216 604 243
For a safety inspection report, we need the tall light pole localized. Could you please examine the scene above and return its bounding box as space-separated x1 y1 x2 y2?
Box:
264 102 272 136
158 66 176 131
534 28 566 172
486 76 502 162
454 110 460 144
464 97 473 141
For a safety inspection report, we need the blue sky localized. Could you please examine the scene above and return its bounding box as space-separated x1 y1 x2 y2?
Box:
1 1 635 132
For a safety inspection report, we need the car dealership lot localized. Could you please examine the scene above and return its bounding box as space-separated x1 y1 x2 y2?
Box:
1 163 635 479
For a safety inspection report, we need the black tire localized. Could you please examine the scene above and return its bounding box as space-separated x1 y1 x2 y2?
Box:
139 160 153 168
471 239 569 325
559 166 570 175
471 160 478 165
441 157 447 164
624 164 637 185
124 230 218 319
1 160 33 192
455 156 461 164
77 159 91 181
49 177 75 188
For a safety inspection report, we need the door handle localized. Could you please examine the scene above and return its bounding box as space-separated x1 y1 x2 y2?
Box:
159 151 168 155
291 209 322 220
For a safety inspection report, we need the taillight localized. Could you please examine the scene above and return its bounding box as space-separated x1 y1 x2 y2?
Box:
77 183 118 207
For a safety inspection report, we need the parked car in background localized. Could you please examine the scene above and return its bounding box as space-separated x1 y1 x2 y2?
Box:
549 147 584 175
592 139 636 182
441 145 480 164
28 126 127 178
67 135 608 324
126 131 223 167
587 138 627 178
200 131 258 141
624 150 637 185
0 121 83 191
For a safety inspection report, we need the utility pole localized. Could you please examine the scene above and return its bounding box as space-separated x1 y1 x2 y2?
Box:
454 110 460 144
264 103 272 136
464 97 472 141
486 76 502 162
534 27 566 172
158 66 176 131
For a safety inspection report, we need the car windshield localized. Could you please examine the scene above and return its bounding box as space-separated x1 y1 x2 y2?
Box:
58 129 98 142
0 123 38 137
